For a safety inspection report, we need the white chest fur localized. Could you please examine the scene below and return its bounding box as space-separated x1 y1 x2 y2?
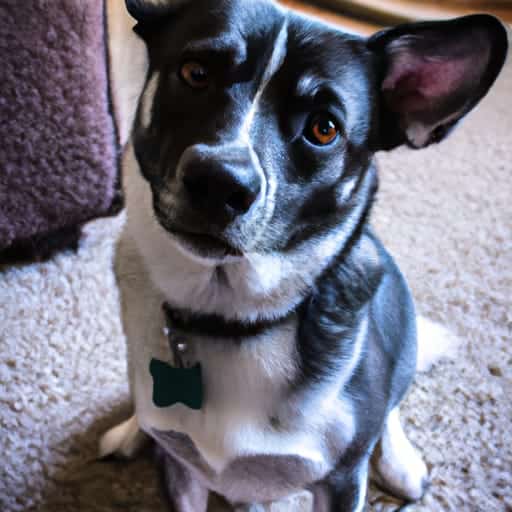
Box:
120 146 356 476
132 320 350 474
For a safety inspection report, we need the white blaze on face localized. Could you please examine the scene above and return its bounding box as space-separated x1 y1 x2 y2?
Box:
237 21 289 249
239 20 289 145
140 72 160 129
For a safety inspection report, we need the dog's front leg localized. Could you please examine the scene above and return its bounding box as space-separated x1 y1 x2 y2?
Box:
233 491 314 512
99 414 149 459
233 504 266 512
99 231 166 459
311 456 370 512
156 445 209 512
370 407 428 502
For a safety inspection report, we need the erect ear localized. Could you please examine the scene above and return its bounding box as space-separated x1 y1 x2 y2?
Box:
368 14 508 150
125 0 189 37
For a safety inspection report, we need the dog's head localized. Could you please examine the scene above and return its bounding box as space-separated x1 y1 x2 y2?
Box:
127 0 507 261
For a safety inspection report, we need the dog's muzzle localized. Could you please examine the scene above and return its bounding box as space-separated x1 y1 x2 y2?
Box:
179 144 262 227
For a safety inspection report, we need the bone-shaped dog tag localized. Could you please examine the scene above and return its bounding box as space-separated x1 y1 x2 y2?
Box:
149 358 203 410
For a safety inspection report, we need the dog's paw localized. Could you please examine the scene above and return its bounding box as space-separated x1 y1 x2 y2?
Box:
233 505 266 512
371 409 429 502
372 445 429 502
98 415 149 460
233 491 313 512
270 491 313 511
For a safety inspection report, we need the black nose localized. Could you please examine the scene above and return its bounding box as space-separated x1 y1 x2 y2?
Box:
182 153 261 222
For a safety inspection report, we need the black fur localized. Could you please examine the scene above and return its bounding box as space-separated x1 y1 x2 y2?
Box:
0 224 81 265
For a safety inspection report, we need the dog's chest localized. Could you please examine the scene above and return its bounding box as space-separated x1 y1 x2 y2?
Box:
152 428 327 504
133 319 355 497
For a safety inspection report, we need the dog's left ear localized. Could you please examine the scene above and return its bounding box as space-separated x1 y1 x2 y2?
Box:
126 0 190 38
368 14 508 150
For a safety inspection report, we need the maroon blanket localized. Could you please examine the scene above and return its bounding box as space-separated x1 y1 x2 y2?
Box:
0 0 120 262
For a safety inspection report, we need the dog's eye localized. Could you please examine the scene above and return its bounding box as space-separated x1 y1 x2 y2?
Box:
180 61 209 89
304 113 339 146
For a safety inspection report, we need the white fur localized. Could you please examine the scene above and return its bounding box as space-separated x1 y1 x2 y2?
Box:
416 315 460 372
132 315 355 474
338 177 358 202
99 415 149 459
354 463 369 512
406 122 433 148
239 21 288 144
406 109 463 148
372 407 428 501
140 72 160 129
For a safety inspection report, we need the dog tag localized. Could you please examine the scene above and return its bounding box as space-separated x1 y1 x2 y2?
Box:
150 358 203 410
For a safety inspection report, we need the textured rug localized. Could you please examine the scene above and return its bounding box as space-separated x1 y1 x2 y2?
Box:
1 10 511 512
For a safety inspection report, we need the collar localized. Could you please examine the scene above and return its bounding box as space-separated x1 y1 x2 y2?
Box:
162 302 296 339
151 302 298 411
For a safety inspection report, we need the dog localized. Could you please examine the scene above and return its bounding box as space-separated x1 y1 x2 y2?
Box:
100 1 508 510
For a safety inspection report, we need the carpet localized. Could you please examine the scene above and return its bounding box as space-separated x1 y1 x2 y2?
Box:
0 8 511 512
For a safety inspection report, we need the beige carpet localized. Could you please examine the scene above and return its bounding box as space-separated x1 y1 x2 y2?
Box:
1 8 511 512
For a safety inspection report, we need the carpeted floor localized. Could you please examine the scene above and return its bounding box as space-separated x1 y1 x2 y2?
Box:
1 10 511 512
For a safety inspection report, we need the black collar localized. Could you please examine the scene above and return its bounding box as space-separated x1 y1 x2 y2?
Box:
162 302 296 339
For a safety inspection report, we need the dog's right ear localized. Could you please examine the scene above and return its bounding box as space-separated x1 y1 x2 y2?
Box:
126 0 189 38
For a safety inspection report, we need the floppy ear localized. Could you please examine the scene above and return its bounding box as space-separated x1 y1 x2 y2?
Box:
368 14 508 150
125 0 189 37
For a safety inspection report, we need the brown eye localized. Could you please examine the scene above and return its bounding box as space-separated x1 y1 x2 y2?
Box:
305 113 339 146
180 61 209 89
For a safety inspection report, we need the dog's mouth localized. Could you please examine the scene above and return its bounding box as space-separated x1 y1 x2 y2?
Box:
153 200 245 259
171 227 243 257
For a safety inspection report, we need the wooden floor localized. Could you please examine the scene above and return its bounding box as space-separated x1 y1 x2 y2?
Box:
280 0 380 33
280 0 512 34
308 0 512 24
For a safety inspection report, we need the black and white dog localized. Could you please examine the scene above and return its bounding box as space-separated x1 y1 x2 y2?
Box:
100 1 508 510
